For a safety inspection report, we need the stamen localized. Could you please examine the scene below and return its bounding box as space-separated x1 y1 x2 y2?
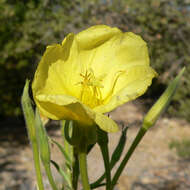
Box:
78 69 104 108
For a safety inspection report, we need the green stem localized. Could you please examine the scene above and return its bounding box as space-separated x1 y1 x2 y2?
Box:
95 128 111 189
61 120 76 189
111 127 146 189
78 150 90 190
99 144 111 190
64 125 73 182
44 163 58 190
72 151 79 190
31 141 44 190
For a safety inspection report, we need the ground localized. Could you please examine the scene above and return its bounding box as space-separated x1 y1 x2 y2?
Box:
0 101 190 190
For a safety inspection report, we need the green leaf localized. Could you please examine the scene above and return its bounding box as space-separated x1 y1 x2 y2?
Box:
91 127 128 189
110 127 128 167
51 160 72 189
51 139 72 167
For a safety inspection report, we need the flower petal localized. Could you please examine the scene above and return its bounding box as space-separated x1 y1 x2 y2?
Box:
77 31 153 103
32 33 75 96
94 113 119 132
76 25 121 50
36 93 118 132
35 94 95 126
94 65 157 113
32 25 157 134
32 33 86 101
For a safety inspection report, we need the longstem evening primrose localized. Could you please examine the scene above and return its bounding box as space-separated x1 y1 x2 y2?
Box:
22 25 164 190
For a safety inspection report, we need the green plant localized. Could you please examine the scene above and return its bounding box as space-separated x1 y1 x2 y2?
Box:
169 138 190 159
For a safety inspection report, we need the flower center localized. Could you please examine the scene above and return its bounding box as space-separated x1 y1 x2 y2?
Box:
78 69 104 108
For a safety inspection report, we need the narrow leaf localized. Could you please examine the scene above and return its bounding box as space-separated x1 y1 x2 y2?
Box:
51 160 72 189
51 139 72 166
110 127 128 167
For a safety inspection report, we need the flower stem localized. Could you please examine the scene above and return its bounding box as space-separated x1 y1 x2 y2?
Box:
111 127 146 189
72 152 79 190
61 121 74 188
78 150 90 190
32 141 44 190
97 128 111 190
99 143 111 190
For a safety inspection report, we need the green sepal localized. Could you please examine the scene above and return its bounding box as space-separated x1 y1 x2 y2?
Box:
64 120 97 151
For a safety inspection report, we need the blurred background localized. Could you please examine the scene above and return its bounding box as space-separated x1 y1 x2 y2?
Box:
0 0 190 189
0 0 190 121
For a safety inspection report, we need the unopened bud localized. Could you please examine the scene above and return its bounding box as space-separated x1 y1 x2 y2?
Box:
35 108 50 164
143 67 185 130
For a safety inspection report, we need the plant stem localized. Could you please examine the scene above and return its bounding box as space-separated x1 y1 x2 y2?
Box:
61 120 76 189
97 128 111 190
32 141 44 190
72 152 79 190
111 127 146 189
63 122 73 183
78 150 90 190
99 143 111 190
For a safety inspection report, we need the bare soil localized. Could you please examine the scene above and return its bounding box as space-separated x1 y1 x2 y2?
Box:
0 101 190 190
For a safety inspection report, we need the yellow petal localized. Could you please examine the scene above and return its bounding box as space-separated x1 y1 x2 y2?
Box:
115 32 149 66
94 113 119 132
76 25 121 49
35 94 95 126
94 65 157 113
32 25 157 134
93 32 150 98
32 33 75 96
32 33 84 100
36 93 119 133
32 44 64 95
77 30 156 111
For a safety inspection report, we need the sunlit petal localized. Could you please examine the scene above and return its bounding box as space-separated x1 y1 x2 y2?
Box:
32 25 157 133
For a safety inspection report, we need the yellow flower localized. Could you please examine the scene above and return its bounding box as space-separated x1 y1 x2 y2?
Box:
32 25 157 133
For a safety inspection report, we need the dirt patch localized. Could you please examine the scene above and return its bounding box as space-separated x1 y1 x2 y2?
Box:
0 101 190 190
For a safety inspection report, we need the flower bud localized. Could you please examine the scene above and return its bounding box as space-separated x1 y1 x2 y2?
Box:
35 108 50 164
143 67 185 130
